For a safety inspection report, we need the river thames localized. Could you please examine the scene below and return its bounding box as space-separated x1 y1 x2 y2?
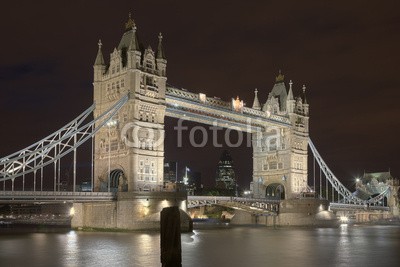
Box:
1 225 399 267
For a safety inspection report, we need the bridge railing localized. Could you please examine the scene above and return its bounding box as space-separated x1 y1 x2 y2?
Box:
0 191 116 202
330 203 390 211
187 196 280 213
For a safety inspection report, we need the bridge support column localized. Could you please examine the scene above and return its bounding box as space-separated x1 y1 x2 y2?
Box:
388 181 400 218
71 192 192 231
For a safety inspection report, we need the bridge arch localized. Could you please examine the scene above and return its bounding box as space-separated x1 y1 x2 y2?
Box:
265 183 285 200
98 168 127 192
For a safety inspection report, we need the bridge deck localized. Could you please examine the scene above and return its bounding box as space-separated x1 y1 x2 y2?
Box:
0 191 116 203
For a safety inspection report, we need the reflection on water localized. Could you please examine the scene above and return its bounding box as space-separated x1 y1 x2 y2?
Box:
1 225 399 267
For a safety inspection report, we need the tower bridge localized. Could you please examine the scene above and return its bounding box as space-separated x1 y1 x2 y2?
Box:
1 14 398 229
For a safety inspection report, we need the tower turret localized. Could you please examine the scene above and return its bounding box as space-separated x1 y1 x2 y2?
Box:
93 40 105 82
302 85 309 116
156 32 167 77
126 15 141 69
93 40 106 106
252 88 261 110
286 80 295 113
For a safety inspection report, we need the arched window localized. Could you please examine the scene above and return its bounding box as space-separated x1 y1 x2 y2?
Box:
269 138 277 151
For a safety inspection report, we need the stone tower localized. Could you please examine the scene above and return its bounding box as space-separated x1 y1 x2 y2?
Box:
252 73 309 199
93 14 167 192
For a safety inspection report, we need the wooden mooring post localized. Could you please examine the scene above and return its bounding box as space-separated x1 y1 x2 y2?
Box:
160 206 182 267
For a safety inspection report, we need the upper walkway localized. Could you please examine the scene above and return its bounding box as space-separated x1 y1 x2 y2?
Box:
165 86 291 132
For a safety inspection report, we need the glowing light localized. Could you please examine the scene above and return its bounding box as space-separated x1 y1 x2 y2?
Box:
162 199 168 206
106 119 117 127
69 207 75 216
199 93 206 103
142 207 149 216
142 199 150 207
356 178 360 183
340 216 349 223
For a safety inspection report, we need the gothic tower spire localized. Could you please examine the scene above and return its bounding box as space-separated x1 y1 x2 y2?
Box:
287 80 294 100
125 12 135 32
252 88 261 110
94 39 105 66
156 32 166 59
302 85 308 104
156 32 167 76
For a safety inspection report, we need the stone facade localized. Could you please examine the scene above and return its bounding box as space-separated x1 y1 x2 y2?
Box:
71 192 192 231
93 15 166 192
92 15 310 200
252 76 309 199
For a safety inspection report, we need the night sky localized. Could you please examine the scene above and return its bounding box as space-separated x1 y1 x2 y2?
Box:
1 1 399 189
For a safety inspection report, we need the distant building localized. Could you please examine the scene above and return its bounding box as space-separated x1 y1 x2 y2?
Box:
163 162 177 182
191 171 202 191
215 150 236 190
354 171 394 201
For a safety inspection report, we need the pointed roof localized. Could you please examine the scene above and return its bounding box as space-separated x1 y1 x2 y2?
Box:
302 85 308 104
94 39 105 66
275 70 285 83
287 80 294 101
270 71 288 110
118 13 140 51
252 88 261 110
125 12 136 32
156 32 166 59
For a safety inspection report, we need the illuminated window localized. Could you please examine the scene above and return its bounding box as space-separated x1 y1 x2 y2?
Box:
269 138 277 151
269 161 277 170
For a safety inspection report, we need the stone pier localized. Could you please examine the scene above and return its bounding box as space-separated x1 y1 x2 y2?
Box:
71 191 192 232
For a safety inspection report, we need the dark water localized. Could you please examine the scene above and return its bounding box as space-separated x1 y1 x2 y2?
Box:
1 225 399 267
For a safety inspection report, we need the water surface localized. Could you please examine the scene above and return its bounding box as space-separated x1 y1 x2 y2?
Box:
1 225 399 267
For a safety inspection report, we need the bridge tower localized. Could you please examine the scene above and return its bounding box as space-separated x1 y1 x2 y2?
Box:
93 14 166 192
252 73 309 199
